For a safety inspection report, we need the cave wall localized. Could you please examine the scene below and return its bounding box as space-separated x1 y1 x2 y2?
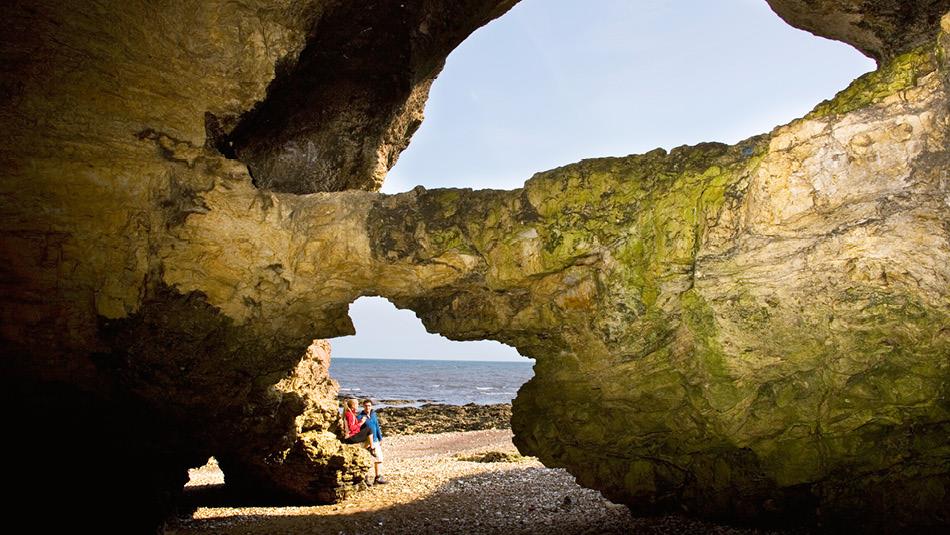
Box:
1 0 949 532
0 0 515 530
0 2 318 528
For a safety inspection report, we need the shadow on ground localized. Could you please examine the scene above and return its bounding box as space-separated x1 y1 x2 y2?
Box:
171 467 810 535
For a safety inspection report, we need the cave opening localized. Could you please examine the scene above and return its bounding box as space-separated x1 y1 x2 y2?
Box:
181 295 535 521
329 296 533 408
380 0 876 193
182 0 899 529
203 0 877 198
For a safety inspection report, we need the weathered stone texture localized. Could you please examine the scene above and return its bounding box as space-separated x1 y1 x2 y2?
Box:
766 0 950 61
217 340 374 503
2 0 949 532
226 0 519 193
513 34 950 528
1 2 322 528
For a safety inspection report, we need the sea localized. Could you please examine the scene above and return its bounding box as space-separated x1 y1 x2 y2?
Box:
329 357 535 406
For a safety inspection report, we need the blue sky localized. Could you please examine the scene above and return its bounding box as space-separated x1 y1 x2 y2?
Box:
332 0 875 361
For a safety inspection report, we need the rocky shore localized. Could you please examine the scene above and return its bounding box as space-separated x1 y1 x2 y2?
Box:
378 403 512 435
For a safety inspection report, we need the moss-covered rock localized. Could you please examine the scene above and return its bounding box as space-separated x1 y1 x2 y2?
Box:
456 451 529 463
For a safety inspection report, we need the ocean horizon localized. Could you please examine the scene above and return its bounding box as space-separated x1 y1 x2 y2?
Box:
329 357 535 406
333 355 535 363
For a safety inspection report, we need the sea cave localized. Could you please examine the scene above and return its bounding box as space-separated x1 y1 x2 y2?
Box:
1 0 948 533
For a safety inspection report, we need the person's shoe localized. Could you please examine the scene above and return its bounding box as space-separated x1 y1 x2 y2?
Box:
374 476 388 485
365 478 374 487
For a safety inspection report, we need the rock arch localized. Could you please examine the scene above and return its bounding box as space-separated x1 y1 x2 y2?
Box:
1 1 948 532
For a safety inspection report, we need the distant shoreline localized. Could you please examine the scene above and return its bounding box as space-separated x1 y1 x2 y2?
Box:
333 355 535 363
379 403 512 435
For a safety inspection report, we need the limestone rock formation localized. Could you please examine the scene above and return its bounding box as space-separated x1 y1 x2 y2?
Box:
766 0 950 61
512 39 950 528
1 0 949 533
157 20 950 527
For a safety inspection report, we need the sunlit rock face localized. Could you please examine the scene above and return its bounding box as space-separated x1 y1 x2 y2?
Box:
1 0 948 532
513 39 950 528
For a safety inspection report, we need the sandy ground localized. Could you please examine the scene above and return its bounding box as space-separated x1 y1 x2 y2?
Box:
168 430 794 535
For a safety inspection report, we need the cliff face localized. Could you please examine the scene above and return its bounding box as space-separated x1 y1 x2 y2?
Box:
515 39 950 527
1 0 948 532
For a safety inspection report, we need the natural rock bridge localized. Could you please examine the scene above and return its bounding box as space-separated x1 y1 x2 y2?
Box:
1 1 948 532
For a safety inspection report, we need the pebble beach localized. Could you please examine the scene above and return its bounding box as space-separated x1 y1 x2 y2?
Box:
170 425 799 535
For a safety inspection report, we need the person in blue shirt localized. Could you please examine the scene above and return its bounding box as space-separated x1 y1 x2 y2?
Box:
359 399 387 485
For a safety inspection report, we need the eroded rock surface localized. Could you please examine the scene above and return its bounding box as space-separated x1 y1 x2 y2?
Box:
156 13 950 530
215 339 372 504
766 0 950 61
1 1 948 532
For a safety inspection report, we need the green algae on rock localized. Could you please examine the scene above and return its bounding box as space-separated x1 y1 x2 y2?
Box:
808 45 939 118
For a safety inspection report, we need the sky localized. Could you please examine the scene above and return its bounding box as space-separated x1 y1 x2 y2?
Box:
331 0 875 362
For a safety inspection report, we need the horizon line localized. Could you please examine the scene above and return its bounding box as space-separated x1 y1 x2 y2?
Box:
333 355 534 363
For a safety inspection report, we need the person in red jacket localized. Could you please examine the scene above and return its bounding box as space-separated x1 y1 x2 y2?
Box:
341 398 376 454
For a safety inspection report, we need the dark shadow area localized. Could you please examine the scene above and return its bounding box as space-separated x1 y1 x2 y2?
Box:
177 482 326 511
173 465 812 534
0 373 209 533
